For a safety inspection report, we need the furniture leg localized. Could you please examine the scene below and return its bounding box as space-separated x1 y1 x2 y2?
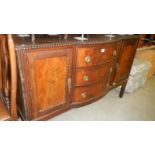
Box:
119 82 127 98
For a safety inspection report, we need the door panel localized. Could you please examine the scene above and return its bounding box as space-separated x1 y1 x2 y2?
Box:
115 39 138 82
23 48 72 118
34 56 67 112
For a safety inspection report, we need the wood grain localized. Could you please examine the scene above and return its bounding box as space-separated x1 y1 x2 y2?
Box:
75 62 113 86
115 39 138 82
76 43 118 67
73 82 107 103
35 56 67 112
17 47 73 119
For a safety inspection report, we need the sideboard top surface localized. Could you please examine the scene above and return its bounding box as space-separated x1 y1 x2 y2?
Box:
13 34 139 50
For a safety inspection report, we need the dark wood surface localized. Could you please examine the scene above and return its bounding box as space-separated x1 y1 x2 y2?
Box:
114 39 139 83
76 43 118 67
13 34 139 50
75 62 113 86
16 47 73 119
4 34 139 121
73 81 108 103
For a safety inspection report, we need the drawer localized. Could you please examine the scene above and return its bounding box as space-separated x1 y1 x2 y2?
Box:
73 82 109 103
75 62 113 86
76 43 118 67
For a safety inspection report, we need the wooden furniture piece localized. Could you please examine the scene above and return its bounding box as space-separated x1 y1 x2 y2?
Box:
9 34 139 121
0 35 17 121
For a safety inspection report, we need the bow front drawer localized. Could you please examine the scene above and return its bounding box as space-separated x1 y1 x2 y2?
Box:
76 43 118 67
75 62 113 86
73 82 108 103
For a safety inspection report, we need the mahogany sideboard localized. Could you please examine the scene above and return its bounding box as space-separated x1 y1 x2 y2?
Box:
4 35 139 120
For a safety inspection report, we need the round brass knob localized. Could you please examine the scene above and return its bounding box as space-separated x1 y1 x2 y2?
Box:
113 82 116 85
83 75 89 81
81 92 86 98
85 56 91 63
101 48 106 53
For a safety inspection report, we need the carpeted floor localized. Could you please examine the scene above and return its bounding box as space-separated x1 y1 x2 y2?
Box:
50 76 155 121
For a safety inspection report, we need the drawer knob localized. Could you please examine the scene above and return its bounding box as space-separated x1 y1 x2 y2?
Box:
81 92 86 98
113 50 117 56
113 82 116 85
101 48 106 53
85 56 91 63
83 75 89 81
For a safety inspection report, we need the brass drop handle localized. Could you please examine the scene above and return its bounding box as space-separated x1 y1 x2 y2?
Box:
109 67 113 73
113 50 117 56
81 92 86 98
67 78 71 93
83 75 89 81
85 56 91 63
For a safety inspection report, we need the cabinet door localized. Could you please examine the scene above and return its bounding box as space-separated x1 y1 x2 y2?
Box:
21 48 72 119
115 39 138 83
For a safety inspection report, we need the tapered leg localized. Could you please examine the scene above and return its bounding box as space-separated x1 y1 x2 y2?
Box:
119 82 127 98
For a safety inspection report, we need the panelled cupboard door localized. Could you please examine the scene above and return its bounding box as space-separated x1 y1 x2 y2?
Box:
21 48 72 119
115 39 138 82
